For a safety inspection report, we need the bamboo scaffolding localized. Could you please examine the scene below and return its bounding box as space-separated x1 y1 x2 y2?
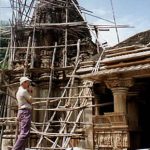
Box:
0 0 106 149
23 0 35 24
10 3 32 21
10 0 35 24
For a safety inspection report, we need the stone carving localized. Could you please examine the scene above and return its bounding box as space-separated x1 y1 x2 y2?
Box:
105 78 134 89
123 133 128 147
104 134 112 146
114 133 122 148
95 131 129 149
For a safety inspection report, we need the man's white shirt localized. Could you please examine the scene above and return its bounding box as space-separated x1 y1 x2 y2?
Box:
16 86 32 109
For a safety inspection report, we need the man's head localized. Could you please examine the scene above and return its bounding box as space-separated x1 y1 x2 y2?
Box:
20 76 31 89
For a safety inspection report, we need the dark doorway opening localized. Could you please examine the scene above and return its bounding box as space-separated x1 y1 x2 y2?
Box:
137 78 150 149
130 77 150 149
92 82 113 115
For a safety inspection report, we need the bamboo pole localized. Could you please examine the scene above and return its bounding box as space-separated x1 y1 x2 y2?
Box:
30 0 37 68
63 0 68 67
31 147 66 150
33 96 94 100
2 43 10 69
9 24 13 69
67 39 80 106
33 102 113 111
9 21 86 29
23 36 31 76
31 128 82 137
34 105 88 111
32 120 93 125
0 43 86 50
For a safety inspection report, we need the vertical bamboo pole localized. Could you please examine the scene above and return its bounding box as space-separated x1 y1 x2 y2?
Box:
31 0 37 69
9 0 16 69
67 39 80 105
9 25 13 69
110 0 120 43
2 43 10 69
13 40 16 61
48 42 57 96
63 0 68 67
94 26 100 54
24 36 31 76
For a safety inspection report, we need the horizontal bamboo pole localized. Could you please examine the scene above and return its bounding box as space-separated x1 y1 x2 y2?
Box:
32 121 92 125
2 135 16 139
3 130 16 134
21 21 87 28
0 117 17 121
60 85 92 89
0 43 86 50
32 97 93 105
31 128 82 137
33 96 93 100
33 104 88 111
33 102 113 111
0 121 17 126
31 147 66 150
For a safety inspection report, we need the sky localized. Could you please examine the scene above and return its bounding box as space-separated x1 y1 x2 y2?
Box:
0 0 150 46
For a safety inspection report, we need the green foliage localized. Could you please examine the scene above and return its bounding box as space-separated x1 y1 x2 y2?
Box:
0 61 8 69
0 50 6 62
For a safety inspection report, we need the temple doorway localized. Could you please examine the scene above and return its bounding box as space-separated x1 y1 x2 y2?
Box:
128 77 150 149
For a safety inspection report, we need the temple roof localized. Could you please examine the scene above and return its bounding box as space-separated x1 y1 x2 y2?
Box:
113 30 150 48
80 30 150 81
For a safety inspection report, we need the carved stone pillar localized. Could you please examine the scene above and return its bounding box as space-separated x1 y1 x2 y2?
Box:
112 87 128 113
105 78 134 113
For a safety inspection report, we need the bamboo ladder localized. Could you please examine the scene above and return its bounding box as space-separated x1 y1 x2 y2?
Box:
30 42 104 149
29 39 92 149
54 43 105 149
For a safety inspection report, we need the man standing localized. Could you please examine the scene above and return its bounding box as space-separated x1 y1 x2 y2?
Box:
12 76 33 150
